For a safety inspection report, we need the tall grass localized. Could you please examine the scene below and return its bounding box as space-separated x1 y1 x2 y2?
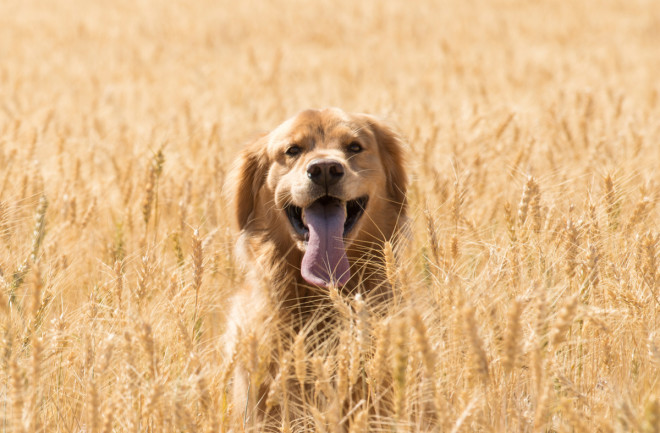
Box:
1 0 659 431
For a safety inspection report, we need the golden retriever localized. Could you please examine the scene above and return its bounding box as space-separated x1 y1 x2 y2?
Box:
224 107 407 423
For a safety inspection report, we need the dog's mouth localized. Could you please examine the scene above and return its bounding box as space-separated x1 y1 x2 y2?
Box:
285 195 369 241
284 195 368 288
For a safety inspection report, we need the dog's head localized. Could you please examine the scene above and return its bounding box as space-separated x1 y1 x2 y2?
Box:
231 108 407 288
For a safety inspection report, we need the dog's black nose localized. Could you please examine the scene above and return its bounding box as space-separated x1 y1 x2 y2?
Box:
307 159 344 187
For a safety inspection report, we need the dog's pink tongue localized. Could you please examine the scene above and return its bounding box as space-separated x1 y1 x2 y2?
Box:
301 200 350 287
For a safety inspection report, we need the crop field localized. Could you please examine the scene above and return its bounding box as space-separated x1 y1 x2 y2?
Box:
1 0 659 431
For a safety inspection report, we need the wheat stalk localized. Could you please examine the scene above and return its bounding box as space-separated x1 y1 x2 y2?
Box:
294 331 307 398
463 305 489 386
502 298 522 375
191 229 203 337
550 294 579 347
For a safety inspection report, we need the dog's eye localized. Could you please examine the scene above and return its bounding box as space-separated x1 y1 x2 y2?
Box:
285 145 302 157
347 141 363 153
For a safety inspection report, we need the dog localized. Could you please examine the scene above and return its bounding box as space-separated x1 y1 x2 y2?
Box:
224 108 408 424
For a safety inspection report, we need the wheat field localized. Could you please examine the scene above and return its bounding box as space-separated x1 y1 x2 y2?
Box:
1 0 659 431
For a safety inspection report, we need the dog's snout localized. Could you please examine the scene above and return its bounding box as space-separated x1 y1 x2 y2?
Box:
306 158 345 187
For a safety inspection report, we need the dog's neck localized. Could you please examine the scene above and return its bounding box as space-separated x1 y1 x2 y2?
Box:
237 227 391 304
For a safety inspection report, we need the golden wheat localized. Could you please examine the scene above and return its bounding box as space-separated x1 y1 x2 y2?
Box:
0 0 659 431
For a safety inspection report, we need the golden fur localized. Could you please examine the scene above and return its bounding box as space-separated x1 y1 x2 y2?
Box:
224 108 407 422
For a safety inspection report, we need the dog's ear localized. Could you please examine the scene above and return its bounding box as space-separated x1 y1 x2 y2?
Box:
230 135 269 231
361 115 408 210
